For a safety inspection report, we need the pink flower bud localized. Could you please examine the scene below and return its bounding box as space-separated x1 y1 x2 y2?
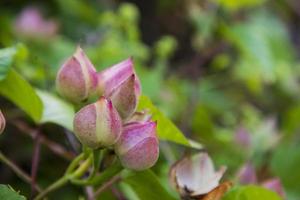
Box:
114 121 159 171
0 110 5 134
169 153 226 198
261 178 286 198
110 75 139 119
236 162 257 185
97 58 141 97
73 97 122 149
56 47 98 103
14 7 58 39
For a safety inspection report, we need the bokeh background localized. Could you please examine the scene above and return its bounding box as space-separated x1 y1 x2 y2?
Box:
1 0 300 199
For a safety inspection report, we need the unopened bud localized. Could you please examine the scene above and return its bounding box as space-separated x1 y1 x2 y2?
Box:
110 75 138 119
73 97 122 149
115 121 159 171
56 46 98 103
97 58 141 97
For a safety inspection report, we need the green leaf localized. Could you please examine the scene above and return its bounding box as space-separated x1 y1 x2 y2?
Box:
271 143 300 194
0 69 43 122
223 185 282 200
37 90 75 131
0 45 22 81
124 170 177 200
0 185 26 200
138 95 197 148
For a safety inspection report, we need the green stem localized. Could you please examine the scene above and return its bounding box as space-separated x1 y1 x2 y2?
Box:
89 149 103 179
66 153 85 175
89 162 123 186
34 176 68 200
71 161 123 186
71 155 93 179
34 153 93 199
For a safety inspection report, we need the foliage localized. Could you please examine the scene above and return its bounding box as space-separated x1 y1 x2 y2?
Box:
0 185 26 200
223 185 281 200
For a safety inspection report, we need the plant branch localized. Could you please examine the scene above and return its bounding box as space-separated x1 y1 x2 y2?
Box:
13 120 75 160
31 128 42 198
34 176 69 200
84 186 95 200
89 162 123 186
0 151 42 192
94 175 121 197
34 153 93 200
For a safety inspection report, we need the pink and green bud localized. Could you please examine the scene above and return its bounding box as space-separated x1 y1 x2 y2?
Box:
115 121 159 171
110 75 139 119
73 97 122 149
56 46 98 103
169 153 227 198
0 110 5 134
97 58 141 97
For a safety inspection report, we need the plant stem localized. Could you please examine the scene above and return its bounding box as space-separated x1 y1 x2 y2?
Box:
0 151 42 192
34 176 69 200
13 120 75 160
89 162 123 186
71 155 93 178
34 154 93 200
31 128 42 198
94 175 121 197
66 153 85 175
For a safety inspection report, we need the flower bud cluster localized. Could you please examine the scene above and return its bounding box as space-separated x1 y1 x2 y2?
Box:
56 47 159 171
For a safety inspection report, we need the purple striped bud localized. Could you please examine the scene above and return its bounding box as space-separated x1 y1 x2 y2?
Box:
110 75 138 119
56 46 98 103
115 121 159 171
98 58 141 98
73 97 122 149
0 110 5 134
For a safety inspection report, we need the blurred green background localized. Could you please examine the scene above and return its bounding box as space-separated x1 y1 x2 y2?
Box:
1 0 300 199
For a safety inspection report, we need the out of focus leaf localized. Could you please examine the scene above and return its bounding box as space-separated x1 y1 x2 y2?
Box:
0 44 27 80
213 0 267 10
282 104 300 136
223 185 281 200
124 170 177 200
37 90 75 131
0 185 26 200
0 69 43 122
271 143 300 195
138 95 195 147
223 11 296 93
154 36 177 59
